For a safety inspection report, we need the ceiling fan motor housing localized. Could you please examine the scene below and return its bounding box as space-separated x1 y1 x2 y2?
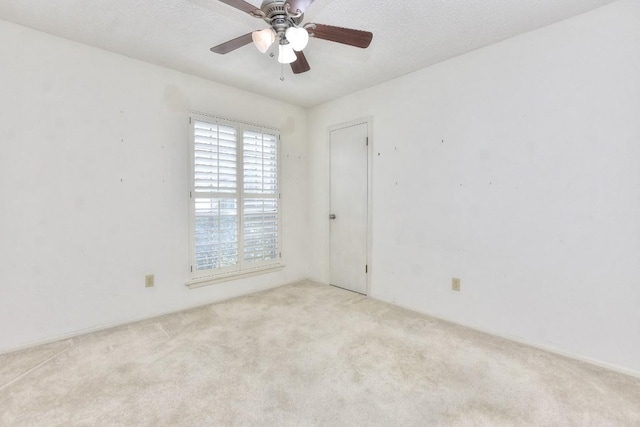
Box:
258 0 304 40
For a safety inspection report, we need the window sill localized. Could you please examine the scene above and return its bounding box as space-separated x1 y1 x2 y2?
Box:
186 264 285 289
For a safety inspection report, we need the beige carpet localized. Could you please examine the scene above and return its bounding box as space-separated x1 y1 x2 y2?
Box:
1 281 639 426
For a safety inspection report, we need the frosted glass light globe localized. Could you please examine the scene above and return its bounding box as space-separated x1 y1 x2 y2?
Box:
278 44 297 64
252 28 276 53
285 27 309 52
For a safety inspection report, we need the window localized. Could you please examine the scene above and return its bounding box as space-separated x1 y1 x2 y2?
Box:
188 113 281 286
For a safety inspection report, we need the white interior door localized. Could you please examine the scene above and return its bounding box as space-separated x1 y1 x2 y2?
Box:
329 122 369 294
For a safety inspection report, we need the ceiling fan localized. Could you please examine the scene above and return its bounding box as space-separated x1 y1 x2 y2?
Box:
210 0 373 75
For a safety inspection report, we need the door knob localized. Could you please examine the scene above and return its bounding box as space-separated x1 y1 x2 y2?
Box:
329 214 336 220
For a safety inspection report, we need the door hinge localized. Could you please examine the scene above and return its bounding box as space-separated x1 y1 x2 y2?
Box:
189 117 192 124
366 137 369 146
279 252 282 258
189 191 192 198
190 265 193 273
366 265 368 274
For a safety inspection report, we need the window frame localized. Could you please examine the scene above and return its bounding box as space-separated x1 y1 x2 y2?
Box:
187 112 283 288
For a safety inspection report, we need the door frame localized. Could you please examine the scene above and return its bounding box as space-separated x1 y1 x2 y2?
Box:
327 117 373 295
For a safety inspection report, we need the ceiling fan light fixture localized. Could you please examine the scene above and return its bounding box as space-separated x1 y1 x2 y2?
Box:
210 0 374 76
285 26 309 51
278 43 297 64
252 28 276 53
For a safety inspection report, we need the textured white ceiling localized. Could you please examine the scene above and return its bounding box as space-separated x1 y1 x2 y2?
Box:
0 0 618 107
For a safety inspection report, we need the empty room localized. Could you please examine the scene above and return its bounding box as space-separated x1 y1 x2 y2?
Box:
1 0 639 425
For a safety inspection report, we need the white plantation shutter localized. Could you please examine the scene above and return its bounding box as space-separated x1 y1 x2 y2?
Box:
194 198 238 270
192 121 239 272
243 130 279 264
193 122 237 193
243 198 278 262
189 114 281 282
243 131 278 194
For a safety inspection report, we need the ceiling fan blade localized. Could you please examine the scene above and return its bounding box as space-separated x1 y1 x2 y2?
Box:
210 32 254 54
217 0 260 14
307 24 373 49
291 50 311 74
285 0 315 14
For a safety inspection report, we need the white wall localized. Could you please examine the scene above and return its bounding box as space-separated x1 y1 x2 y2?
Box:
0 20 309 352
308 0 640 374
2 1 639 377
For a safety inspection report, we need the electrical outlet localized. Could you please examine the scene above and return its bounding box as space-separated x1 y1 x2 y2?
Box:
452 277 461 292
145 274 154 288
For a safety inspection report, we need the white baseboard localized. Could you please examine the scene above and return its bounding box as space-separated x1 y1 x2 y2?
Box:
368 295 640 379
6 278 636 380
0 279 309 356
